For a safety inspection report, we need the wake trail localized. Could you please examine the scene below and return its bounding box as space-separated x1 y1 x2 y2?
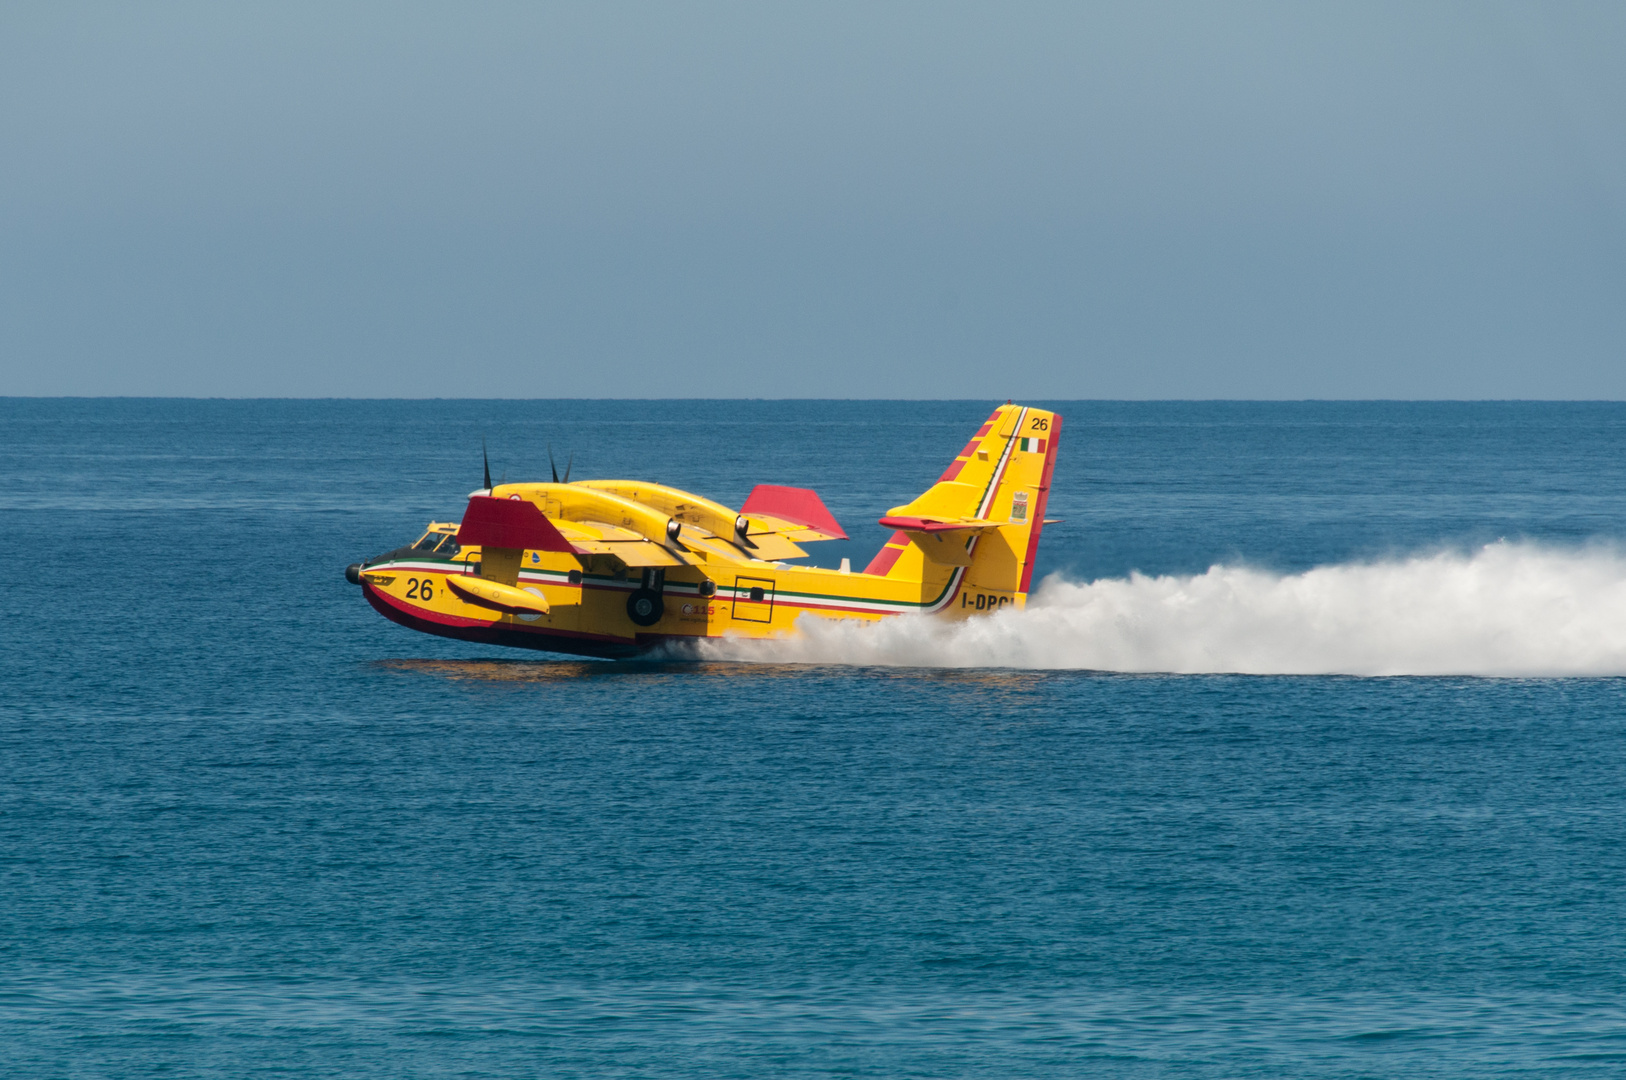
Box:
697 542 1626 676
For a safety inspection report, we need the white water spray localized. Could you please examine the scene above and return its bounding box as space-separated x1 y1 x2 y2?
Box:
699 542 1626 676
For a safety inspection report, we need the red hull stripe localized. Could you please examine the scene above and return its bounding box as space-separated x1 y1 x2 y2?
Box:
363 586 646 659
366 583 634 644
369 584 489 627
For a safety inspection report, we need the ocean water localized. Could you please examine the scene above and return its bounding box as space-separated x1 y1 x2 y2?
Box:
4 398 1626 1078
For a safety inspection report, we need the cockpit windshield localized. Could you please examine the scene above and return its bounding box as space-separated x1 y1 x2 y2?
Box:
412 529 461 554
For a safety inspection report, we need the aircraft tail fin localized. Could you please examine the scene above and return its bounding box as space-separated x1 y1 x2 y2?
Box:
862 403 1061 606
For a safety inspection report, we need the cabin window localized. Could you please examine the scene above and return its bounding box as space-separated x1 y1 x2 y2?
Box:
412 531 460 554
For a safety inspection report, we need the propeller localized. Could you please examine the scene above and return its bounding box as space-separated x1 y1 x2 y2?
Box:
549 445 575 484
483 439 492 491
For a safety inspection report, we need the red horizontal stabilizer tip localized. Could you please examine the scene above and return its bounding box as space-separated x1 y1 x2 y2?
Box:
456 495 576 552
742 484 848 539
878 515 965 533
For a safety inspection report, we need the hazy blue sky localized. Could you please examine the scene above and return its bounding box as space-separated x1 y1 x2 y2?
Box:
2 2 1623 398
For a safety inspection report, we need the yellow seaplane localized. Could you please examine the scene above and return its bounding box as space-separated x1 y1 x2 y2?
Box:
345 403 1061 657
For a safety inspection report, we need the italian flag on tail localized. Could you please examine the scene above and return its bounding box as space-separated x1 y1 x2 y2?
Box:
1017 437 1047 453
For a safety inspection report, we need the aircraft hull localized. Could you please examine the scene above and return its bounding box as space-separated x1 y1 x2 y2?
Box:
364 582 646 658
356 551 961 659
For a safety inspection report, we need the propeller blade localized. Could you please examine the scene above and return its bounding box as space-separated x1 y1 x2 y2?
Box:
563 452 574 484
483 439 492 491
548 444 559 484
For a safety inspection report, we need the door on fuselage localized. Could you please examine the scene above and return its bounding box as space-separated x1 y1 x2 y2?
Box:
731 576 776 623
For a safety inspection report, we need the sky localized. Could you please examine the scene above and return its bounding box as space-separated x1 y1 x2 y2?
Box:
1 1 1623 399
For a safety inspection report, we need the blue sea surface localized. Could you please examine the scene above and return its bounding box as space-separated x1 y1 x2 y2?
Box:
4 399 1626 1077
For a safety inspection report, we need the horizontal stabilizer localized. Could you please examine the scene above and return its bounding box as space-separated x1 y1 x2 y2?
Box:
878 515 1004 533
457 496 576 552
742 484 848 541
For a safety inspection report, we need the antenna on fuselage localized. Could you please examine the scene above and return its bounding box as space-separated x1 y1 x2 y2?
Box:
483 439 492 491
563 452 573 484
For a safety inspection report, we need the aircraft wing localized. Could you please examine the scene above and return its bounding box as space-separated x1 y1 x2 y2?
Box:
457 501 702 569
553 519 697 567
564 539 687 567
457 495 577 551
741 485 848 543
730 529 809 561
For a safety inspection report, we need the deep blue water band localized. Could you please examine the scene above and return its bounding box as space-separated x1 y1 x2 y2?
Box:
3 400 1626 1077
